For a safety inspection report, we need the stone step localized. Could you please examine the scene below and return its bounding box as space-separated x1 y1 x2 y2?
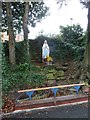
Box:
55 66 68 71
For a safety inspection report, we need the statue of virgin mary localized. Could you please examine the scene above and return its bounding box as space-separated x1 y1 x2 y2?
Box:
42 40 50 60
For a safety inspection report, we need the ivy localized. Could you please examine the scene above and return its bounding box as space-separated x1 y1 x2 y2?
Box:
2 62 46 94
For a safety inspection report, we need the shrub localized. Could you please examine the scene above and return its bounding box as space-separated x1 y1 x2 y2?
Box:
2 62 47 94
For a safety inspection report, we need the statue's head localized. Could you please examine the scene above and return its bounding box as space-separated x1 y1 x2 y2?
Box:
44 40 47 44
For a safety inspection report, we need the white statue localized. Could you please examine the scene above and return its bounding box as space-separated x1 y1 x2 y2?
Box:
42 40 50 60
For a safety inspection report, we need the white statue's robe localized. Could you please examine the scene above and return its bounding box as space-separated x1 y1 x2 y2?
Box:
42 40 50 59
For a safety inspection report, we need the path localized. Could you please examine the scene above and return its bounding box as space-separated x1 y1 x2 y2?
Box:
3 103 88 118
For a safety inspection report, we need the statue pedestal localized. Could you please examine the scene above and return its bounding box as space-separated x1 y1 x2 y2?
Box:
46 61 49 65
46 61 52 65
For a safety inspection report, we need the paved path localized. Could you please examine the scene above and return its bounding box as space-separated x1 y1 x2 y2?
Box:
3 103 88 119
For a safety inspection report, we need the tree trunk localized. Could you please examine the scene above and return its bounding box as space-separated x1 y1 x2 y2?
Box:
0 1 2 108
87 2 90 74
23 2 30 62
78 2 90 83
6 2 16 67
83 42 88 67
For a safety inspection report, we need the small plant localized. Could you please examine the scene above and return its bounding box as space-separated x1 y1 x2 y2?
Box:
46 56 53 62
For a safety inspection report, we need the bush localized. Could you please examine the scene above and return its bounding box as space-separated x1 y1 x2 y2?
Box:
2 62 47 94
53 40 85 62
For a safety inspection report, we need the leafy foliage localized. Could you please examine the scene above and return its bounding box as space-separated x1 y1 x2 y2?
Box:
60 24 85 46
2 2 49 33
2 61 46 94
55 24 87 61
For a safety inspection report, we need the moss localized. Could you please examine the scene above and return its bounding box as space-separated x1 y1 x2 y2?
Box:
48 69 57 74
56 66 68 71
47 80 54 84
56 70 64 77
46 73 55 79
56 77 61 80
60 76 65 80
